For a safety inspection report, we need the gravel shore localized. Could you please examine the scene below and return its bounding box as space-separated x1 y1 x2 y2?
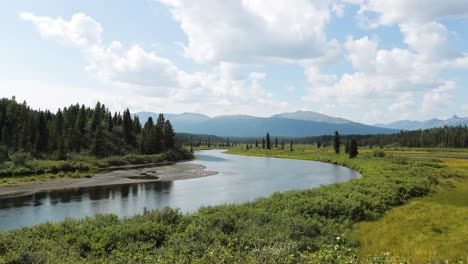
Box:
0 163 217 198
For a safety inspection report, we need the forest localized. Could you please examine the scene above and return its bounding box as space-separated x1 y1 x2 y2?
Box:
295 126 468 148
0 97 192 180
0 97 180 159
175 126 468 149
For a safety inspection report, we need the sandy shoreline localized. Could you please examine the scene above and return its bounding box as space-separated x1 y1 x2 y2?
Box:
0 163 217 198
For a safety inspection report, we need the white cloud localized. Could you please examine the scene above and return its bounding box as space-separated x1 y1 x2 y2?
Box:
20 12 291 116
388 92 415 116
159 0 340 64
422 81 456 114
357 0 468 26
344 36 377 73
20 12 102 47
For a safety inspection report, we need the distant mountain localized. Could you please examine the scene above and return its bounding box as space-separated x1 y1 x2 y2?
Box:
271 111 352 124
136 111 397 137
375 115 468 130
137 112 210 123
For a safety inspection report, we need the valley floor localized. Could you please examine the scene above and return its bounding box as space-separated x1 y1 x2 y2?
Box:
355 152 468 262
1 145 466 263
227 146 468 262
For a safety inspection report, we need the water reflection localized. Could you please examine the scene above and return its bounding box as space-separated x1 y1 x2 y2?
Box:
0 150 359 230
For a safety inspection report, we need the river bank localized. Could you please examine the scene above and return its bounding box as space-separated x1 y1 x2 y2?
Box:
0 163 217 198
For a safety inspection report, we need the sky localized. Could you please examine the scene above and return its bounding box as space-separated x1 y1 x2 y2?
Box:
1 0 468 125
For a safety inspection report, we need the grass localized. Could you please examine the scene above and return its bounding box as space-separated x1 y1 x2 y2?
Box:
354 154 468 263
227 145 468 263
0 144 466 263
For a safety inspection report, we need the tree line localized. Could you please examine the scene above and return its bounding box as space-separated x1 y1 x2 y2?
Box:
296 126 468 149
0 97 177 160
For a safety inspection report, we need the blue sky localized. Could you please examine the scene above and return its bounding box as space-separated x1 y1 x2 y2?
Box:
1 0 467 124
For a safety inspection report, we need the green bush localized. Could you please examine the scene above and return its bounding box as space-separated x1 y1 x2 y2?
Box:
372 150 386 158
10 151 33 166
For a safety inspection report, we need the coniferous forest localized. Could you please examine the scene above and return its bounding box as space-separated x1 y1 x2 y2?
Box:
0 97 179 160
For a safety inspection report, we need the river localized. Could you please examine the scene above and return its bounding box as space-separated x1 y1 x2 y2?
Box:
0 149 360 230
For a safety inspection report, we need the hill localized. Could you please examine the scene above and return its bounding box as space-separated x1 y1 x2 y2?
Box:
136 112 397 137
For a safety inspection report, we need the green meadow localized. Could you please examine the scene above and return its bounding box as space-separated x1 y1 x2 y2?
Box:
1 144 466 263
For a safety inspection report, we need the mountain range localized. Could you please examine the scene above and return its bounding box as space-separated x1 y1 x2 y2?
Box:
136 111 397 137
374 115 468 130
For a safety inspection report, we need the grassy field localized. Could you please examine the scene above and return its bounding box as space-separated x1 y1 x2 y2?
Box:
227 145 468 263
1 144 466 263
355 152 468 262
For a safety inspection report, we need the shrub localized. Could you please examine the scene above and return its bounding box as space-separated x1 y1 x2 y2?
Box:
372 150 386 158
10 151 33 166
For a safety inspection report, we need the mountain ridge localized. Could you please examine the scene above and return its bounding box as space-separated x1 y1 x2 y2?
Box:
375 115 468 130
135 111 398 137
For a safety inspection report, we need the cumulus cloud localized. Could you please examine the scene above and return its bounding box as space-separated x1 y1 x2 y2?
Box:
357 0 468 26
159 0 341 64
20 12 290 116
20 12 102 47
422 81 456 114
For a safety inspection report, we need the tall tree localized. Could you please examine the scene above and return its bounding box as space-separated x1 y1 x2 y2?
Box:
349 139 359 158
345 142 350 154
262 138 265 149
290 140 293 152
36 112 48 153
334 131 340 154
122 109 135 147
133 116 141 135
266 132 271 150
163 120 176 149
255 140 258 148
275 138 278 148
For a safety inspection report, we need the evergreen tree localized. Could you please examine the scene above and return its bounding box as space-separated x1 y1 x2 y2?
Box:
334 131 340 154
163 120 176 149
262 138 265 149
246 144 249 150
122 109 135 147
255 140 259 148
349 139 359 158
275 138 278 148
266 132 271 150
133 116 141 135
317 141 322 148
281 140 285 150
290 140 293 152
36 112 48 153
345 142 350 154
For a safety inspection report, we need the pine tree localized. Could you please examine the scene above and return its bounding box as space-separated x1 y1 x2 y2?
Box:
36 112 48 153
255 140 259 148
262 138 265 149
123 109 134 147
266 132 271 150
334 131 340 154
133 116 141 135
246 144 249 150
163 120 176 149
349 139 359 158
290 140 293 152
281 140 285 150
275 138 278 148
317 141 322 148
345 142 350 154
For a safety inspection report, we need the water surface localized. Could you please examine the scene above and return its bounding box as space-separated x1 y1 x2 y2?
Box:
0 149 360 230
